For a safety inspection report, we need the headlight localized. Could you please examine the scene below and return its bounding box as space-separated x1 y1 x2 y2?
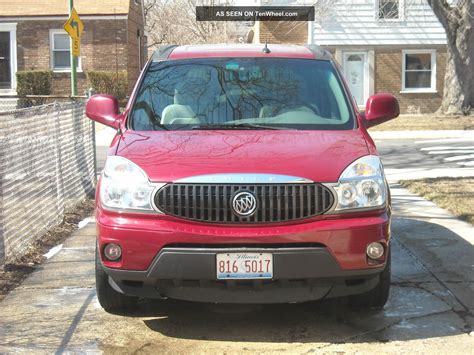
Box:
332 155 387 211
100 156 161 212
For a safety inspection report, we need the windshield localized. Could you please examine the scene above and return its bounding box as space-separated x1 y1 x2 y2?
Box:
130 58 355 130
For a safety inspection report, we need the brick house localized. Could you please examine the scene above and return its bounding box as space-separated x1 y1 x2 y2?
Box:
0 0 146 96
256 0 447 114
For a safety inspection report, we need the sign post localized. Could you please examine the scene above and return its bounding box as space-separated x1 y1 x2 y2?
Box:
63 0 84 96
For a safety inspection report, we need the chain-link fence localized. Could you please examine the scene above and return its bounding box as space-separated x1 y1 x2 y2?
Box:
0 96 90 113
0 101 96 267
0 98 20 113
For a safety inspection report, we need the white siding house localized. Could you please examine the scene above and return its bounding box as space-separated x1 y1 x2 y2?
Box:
311 0 446 46
309 0 448 113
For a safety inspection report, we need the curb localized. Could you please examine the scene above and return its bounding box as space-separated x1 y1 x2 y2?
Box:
369 130 473 140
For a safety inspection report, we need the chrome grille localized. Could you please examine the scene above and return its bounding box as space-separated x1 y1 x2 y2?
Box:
154 183 334 223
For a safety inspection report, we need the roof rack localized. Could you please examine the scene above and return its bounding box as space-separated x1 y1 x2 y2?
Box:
305 44 332 61
152 44 178 62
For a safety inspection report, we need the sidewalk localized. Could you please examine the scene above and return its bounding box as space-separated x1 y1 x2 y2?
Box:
95 126 116 147
95 126 116 174
0 222 98 352
390 184 474 311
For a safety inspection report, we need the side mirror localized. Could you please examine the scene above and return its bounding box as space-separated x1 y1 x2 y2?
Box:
364 93 400 128
85 95 121 129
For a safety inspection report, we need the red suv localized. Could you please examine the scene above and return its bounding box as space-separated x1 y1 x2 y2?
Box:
86 44 399 312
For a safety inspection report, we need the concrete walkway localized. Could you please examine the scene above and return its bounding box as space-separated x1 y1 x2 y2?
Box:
95 126 116 175
0 185 472 353
94 126 116 147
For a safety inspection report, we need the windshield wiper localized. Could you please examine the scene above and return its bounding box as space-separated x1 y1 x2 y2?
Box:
191 123 289 130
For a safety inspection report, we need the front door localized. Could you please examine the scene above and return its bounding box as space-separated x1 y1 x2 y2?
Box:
0 32 11 90
343 52 368 107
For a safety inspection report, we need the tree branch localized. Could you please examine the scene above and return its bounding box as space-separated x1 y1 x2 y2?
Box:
427 0 452 25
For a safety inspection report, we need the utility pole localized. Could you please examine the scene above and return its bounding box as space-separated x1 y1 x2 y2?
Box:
69 0 77 96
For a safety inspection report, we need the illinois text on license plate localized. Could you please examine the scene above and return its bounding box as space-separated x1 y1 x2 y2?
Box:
216 252 273 280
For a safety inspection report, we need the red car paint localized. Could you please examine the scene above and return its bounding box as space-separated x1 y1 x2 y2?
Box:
115 130 370 183
88 44 399 304
96 206 390 271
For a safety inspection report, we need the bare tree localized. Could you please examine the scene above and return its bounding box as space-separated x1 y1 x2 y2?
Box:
144 0 230 49
427 0 473 114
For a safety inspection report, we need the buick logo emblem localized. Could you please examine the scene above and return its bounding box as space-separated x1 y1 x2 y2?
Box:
232 191 257 217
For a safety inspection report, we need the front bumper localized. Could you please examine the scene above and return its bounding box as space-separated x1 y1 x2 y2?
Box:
103 246 385 303
97 208 390 271
97 208 390 303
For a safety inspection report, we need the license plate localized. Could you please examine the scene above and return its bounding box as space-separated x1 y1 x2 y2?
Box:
216 252 273 280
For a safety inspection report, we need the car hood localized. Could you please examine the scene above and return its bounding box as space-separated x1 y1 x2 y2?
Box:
115 130 370 183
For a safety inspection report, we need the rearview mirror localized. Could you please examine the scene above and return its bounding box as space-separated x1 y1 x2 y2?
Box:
364 93 400 128
85 95 121 129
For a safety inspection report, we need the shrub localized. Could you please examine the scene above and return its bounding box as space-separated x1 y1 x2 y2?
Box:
16 71 53 107
86 71 128 102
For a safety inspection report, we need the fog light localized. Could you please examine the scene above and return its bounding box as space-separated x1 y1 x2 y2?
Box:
104 243 122 261
366 242 384 260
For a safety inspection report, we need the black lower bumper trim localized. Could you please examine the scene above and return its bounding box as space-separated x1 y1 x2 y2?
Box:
103 247 385 303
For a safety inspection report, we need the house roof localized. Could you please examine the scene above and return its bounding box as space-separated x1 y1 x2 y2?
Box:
0 0 131 17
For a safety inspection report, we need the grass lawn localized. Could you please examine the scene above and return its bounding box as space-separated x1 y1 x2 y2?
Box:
400 178 474 225
369 115 474 131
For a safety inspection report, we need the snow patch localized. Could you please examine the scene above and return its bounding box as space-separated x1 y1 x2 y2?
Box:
93 297 103 309
78 217 95 229
59 287 89 295
43 244 63 259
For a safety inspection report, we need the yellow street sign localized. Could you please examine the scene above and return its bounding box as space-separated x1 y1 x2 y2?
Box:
63 8 84 40
71 37 80 57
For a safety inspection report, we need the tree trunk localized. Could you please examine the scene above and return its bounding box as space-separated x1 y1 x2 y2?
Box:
428 0 474 115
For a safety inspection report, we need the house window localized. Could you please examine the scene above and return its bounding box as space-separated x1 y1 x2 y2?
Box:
49 30 81 71
377 0 403 20
0 23 17 93
402 50 436 93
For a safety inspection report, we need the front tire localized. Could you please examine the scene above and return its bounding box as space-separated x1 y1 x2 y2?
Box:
95 246 138 312
350 248 391 309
